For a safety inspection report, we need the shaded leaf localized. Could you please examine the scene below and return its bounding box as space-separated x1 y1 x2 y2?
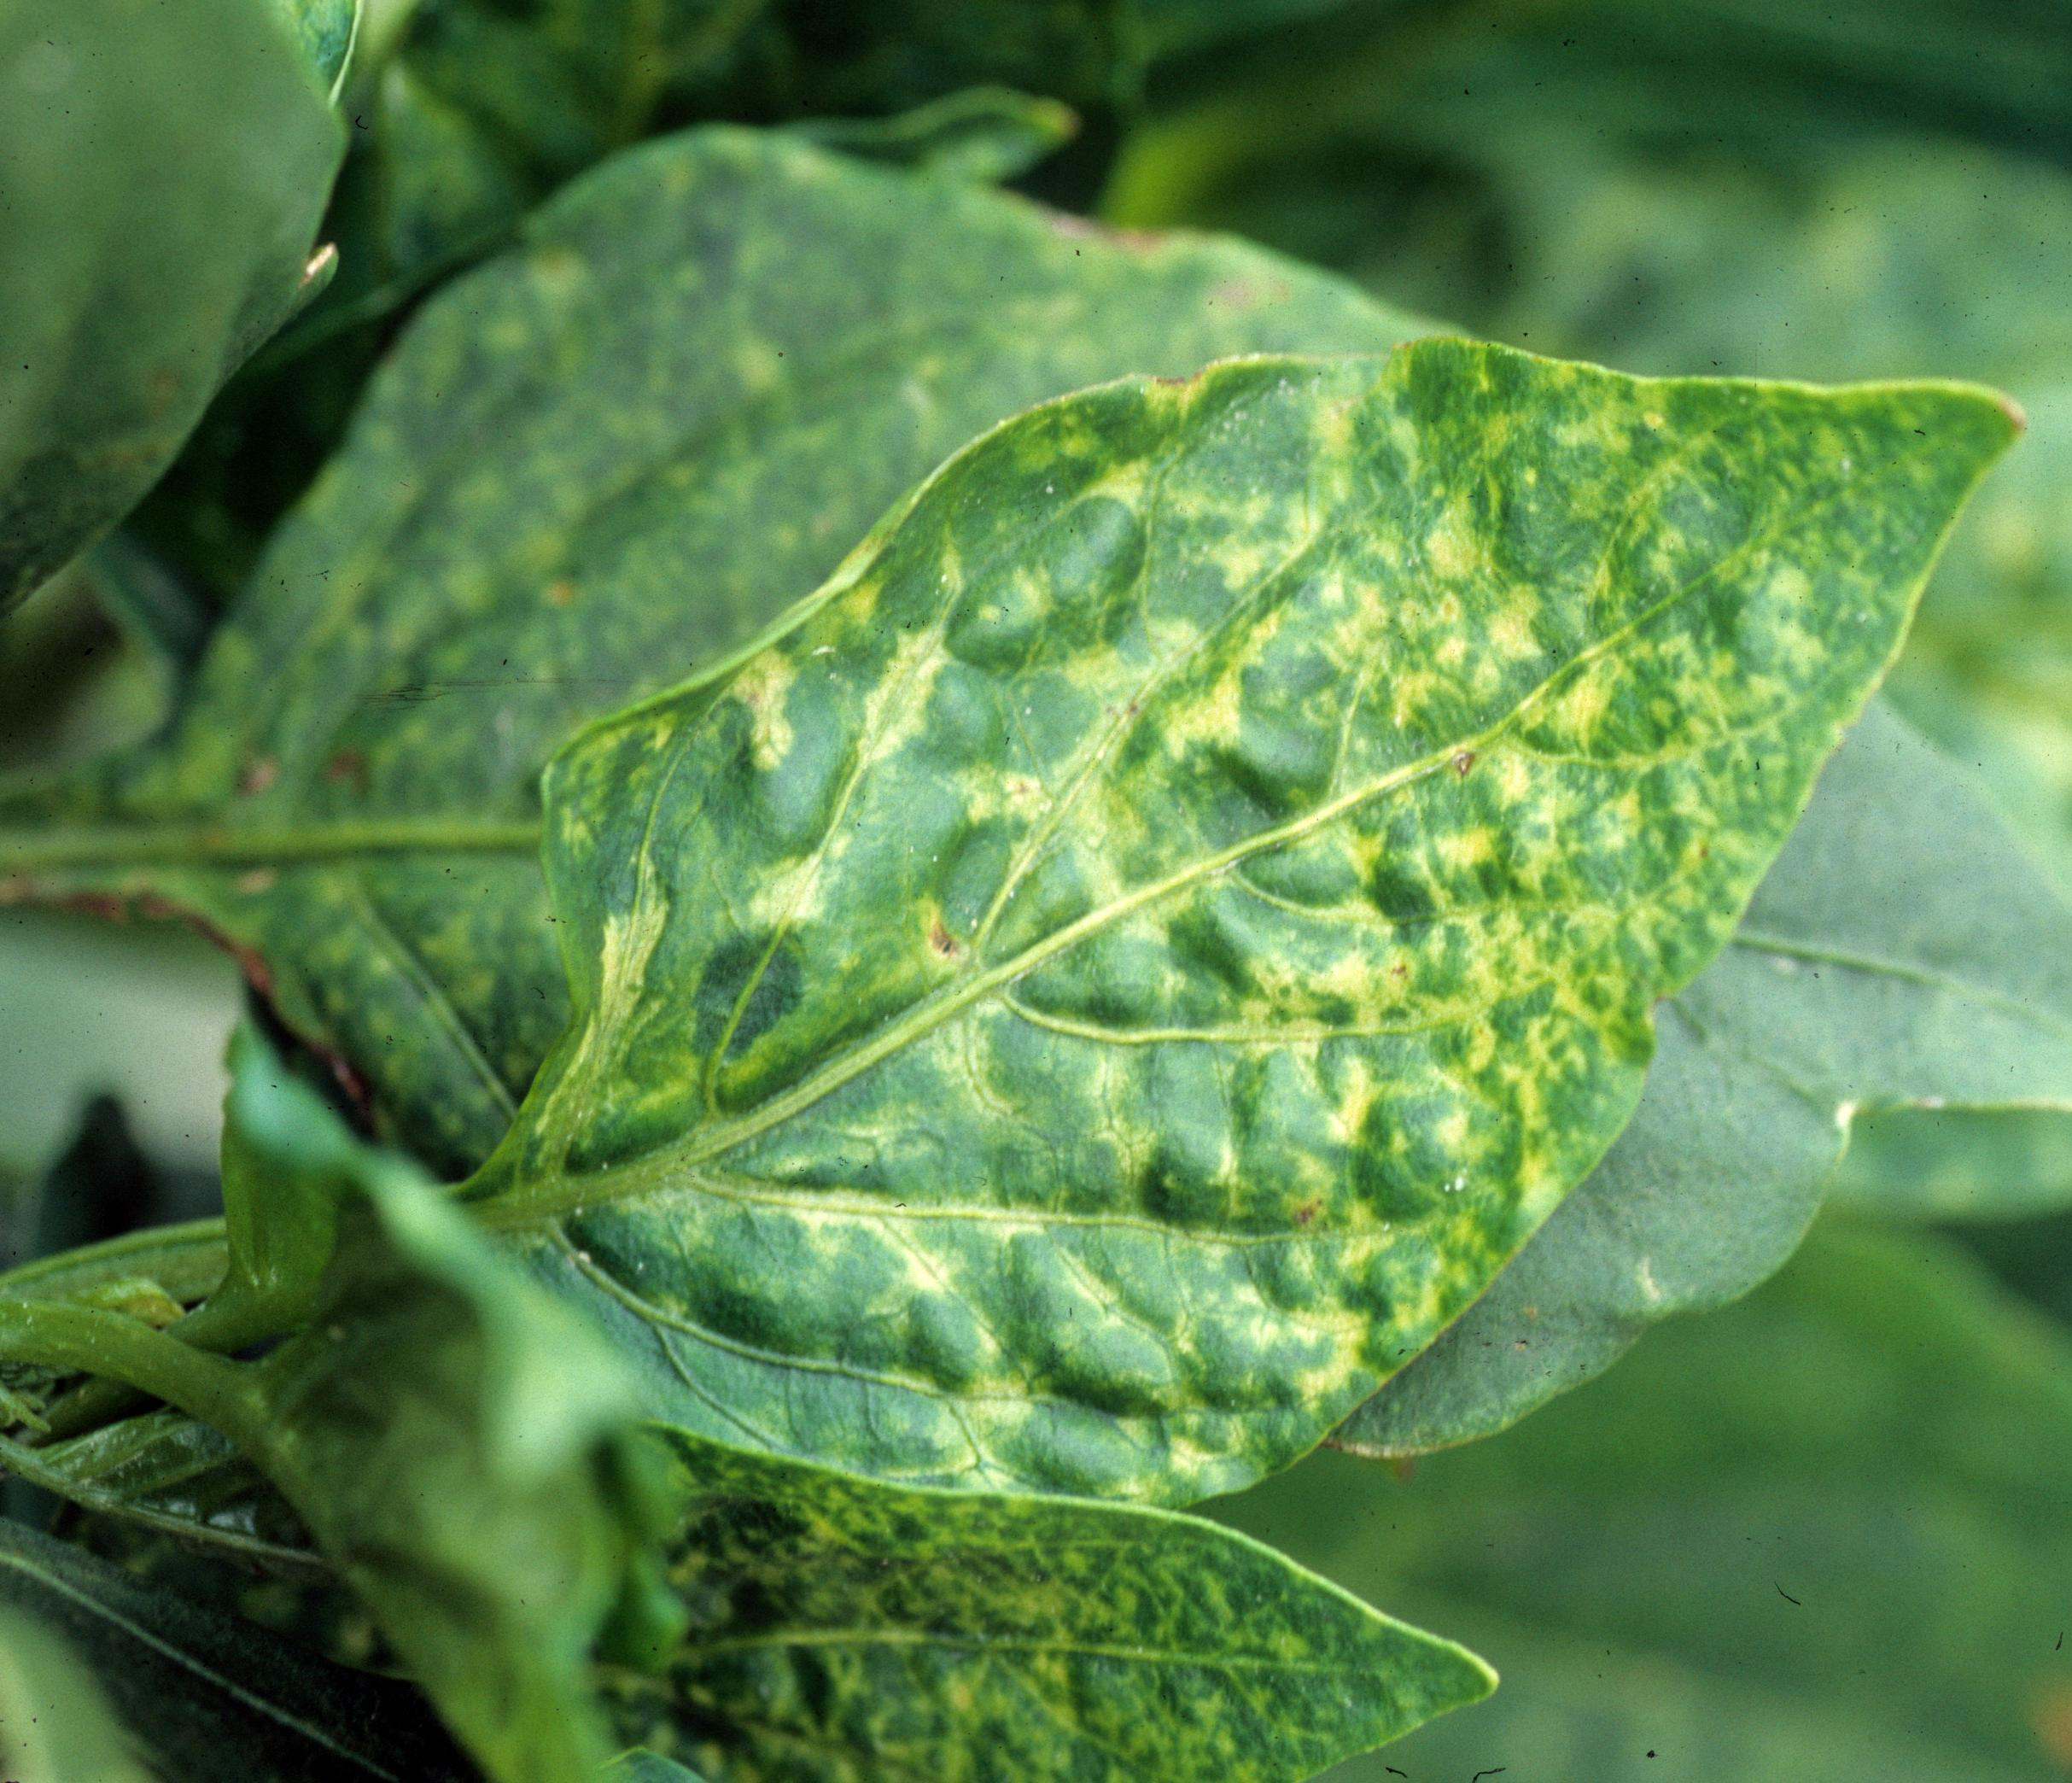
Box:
1224 1223 2072 1782
0 0 343 611
785 86 1079 183
0 129 1435 1175
0 1602 153 1783
1339 700 2072 1453
0 1516 468 1780
464 340 2011 1502
603 1427 1491 1781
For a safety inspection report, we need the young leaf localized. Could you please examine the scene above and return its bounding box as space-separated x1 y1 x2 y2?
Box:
1227 1224 2072 1782
464 340 2014 1503
1339 699 2072 1454
602 1428 1492 1781
0 0 343 611
0 129 1436 1175
0 1517 469 1780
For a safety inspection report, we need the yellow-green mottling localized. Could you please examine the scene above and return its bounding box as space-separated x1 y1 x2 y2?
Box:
0 129 1436 1175
604 1428 1492 1782
465 340 2014 1503
1340 700 2072 1455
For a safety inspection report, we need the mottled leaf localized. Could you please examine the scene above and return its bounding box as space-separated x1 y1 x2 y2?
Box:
464 340 2012 1503
0 0 342 611
1225 1224 2072 1782
603 1428 1491 1781
1339 699 2072 1453
0 1517 468 1780
0 129 1435 1175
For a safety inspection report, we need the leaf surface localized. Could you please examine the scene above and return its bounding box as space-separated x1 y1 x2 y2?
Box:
1339 699 2072 1453
216 1038 682 1783
0 1517 468 1780
0 0 342 611
604 1428 1491 1782
465 339 2012 1502
1225 1224 2072 1782
0 129 1435 1174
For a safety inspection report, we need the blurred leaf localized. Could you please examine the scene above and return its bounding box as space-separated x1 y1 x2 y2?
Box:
0 0 343 612
604 1427 1492 1780
0 1601 153 1783
785 85 1079 182
0 128 1435 1176
209 1033 680 1783
610 1757 707 1782
1340 701 2072 1453
0 1516 468 1779
1224 1223 2072 1782
1832 1105 2072 1223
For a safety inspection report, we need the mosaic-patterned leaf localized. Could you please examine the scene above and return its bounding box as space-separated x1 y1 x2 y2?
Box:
604 1427 1491 1781
1338 699 2072 1456
0 0 341 611
0 129 1435 1175
464 339 2014 1504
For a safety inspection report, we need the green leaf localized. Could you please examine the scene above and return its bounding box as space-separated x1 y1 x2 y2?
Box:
785 86 1080 184
1339 699 2072 1453
603 1427 1491 1781
1223 1223 2072 1782
610 1757 707 1783
0 0 343 612
209 1041 681 1783
0 1602 153 1783
0 129 1436 1176
460 339 2011 1503
0 1516 469 1780
268 0 361 96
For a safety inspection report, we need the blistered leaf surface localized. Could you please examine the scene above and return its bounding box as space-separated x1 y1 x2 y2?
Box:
472 340 2011 1501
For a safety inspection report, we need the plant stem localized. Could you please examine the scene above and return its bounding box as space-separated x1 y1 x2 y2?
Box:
0 1299 266 1457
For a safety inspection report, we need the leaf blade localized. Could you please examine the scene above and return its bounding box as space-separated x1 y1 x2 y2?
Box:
471 341 2015 1502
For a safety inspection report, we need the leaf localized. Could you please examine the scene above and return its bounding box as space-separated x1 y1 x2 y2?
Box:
1223 1223 2072 1782
0 128 1436 1175
784 86 1080 184
7 1037 1488 1783
460 339 2012 1504
0 0 343 612
0 1516 470 1780
268 0 361 96
611 1757 708 1782
602 1427 1492 1782
203 1036 683 1783
0 1602 154 1783
1338 699 2072 1453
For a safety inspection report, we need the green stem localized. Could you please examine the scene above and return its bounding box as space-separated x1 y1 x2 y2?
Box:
0 816 540 874
0 1300 266 1455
